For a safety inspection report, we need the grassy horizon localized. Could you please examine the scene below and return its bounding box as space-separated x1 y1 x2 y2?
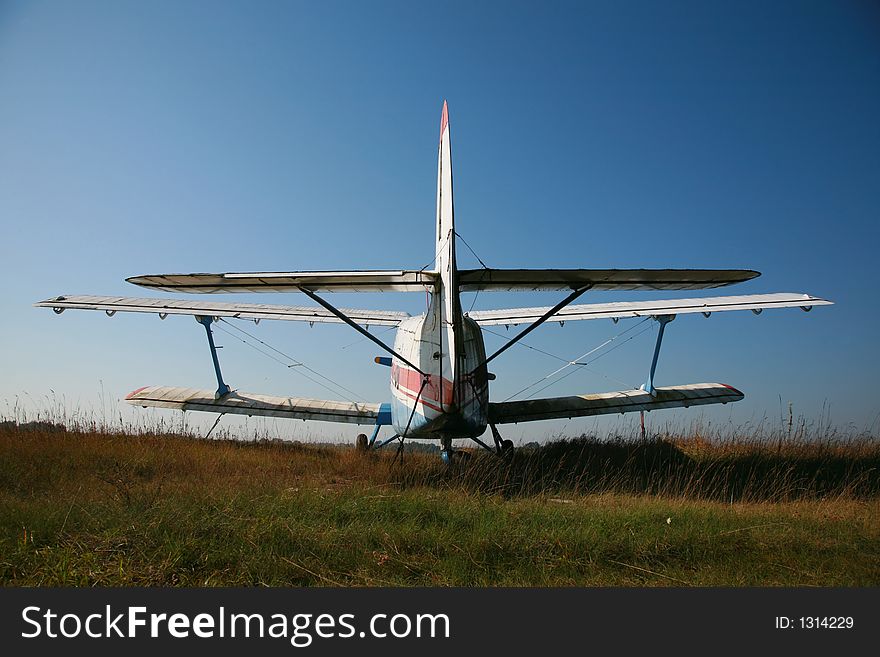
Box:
1 420 878 586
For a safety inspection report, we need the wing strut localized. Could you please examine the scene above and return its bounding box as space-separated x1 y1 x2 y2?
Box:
197 315 231 398
644 314 675 395
297 286 426 376
473 285 592 373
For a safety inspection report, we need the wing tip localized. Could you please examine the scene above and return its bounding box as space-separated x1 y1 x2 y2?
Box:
720 383 744 398
126 386 150 400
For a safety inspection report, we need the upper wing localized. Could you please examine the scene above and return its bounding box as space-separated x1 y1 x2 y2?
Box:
458 268 759 291
126 268 755 293
126 270 438 293
126 386 392 426
488 383 743 424
35 295 409 327
468 292 831 326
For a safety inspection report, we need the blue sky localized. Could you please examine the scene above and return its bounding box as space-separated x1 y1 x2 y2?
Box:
1 1 878 440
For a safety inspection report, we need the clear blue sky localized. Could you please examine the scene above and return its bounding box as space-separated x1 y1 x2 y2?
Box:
1 0 878 440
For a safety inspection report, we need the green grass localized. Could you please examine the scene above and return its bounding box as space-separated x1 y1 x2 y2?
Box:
1 424 878 586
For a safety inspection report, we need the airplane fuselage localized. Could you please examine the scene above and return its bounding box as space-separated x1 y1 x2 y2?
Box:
390 298 489 439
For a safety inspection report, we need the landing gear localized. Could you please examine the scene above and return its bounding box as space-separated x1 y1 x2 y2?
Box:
440 436 453 464
490 424 514 457
356 433 369 451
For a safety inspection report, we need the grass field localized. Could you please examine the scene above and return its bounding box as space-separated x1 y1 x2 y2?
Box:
1 421 878 586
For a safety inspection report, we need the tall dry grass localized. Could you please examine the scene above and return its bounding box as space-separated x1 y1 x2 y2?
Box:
2 414 878 586
2 398 877 503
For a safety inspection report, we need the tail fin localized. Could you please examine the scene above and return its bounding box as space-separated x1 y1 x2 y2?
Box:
434 100 461 409
436 100 454 265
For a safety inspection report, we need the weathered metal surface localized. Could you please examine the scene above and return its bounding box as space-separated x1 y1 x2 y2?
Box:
126 270 438 293
488 383 745 424
467 293 832 326
458 268 761 292
125 386 386 425
34 295 410 326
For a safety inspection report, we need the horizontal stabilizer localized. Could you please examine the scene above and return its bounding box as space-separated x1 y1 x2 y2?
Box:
488 383 743 424
35 295 409 326
468 292 831 326
458 268 759 291
127 270 438 293
125 386 391 425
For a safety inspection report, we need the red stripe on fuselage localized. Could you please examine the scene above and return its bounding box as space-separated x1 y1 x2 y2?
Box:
391 363 453 406
390 362 486 413
392 385 444 414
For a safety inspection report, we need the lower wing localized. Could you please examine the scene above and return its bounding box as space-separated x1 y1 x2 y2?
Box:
488 383 743 424
126 386 392 426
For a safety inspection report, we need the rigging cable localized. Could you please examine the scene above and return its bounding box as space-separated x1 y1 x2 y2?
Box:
214 319 364 403
454 230 490 269
517 320 656 401
502 317 654 401
481 325 633 390
454 229 490 314
339 325 397 350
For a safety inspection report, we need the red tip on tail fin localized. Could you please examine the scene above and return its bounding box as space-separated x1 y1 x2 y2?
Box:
440 100 448 142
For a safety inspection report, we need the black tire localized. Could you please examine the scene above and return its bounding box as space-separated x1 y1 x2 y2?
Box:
501 439 514 455
356 433 369 451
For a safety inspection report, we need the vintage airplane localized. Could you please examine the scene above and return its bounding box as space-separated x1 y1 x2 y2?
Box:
37 102 831 460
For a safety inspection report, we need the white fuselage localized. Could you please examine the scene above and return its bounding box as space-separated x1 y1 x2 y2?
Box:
389 296 489 439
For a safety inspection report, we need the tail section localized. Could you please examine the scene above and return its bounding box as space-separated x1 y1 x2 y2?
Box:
436 100 454 251
434 100 461 411
436 100 456 289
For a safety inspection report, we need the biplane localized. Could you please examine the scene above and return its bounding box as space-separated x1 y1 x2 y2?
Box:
37 102 831 460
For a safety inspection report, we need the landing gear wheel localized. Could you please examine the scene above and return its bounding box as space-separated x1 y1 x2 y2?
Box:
441 447 471 465
490 423 514 457
440 436 453 465
356 433 369 452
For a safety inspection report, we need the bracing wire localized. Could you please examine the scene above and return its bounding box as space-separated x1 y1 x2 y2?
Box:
454 230 490 269
502 317 654 401
481 325 578 363
517 321 656 400
339 325 397 350
392 377 429 465
213 320 364 403
220 319 365 401
417 229 452 273
454 229 490 314
481 325 633 390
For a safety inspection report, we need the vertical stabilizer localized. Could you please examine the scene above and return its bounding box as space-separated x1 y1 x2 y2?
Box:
436 100 454 249
435 100 461 411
